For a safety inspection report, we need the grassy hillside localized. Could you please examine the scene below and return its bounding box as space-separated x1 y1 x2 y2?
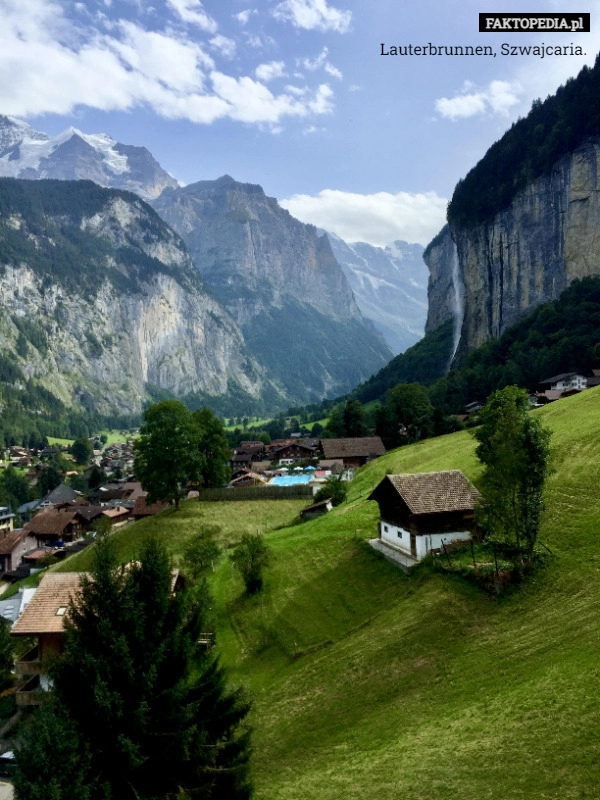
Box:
57 388 600 798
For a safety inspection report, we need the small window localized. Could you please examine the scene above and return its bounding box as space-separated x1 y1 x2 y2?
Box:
383 525 388 532
56 606 67 616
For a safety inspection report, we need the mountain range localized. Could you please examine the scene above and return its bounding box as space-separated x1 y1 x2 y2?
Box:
0 115 433 420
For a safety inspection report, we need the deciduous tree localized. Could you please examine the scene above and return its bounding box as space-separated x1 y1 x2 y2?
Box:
191 407 231 489
473 385 552 566
134 400 200 510
232 533 269 594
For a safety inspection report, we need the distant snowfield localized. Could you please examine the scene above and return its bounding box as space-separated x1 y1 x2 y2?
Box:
0 124 129 177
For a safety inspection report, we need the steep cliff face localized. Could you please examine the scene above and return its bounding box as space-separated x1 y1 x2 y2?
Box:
425 142 600 362
325 234 428 354
153 176 393 403
153 176 361 323
0 180 266 417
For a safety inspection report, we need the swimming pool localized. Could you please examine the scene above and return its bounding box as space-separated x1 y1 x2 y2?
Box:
269 474 312 486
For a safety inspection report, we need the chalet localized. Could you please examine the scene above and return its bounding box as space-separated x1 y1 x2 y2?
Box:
368 471 480 565
0 528 38 573
230 471 266 487
539 372 587 392
321 437 386 469
270 442 317 464
101 505 131 527
12 572 85 705
22 509 88 546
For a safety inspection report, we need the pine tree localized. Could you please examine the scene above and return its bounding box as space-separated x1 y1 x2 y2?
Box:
14 536 253 800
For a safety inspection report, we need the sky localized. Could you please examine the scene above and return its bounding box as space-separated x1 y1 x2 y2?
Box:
0 0 599 246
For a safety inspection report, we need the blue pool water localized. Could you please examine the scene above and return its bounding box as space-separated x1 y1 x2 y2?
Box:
269 474 312 486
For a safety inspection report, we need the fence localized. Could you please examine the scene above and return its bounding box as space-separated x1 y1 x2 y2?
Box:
197 484 315 502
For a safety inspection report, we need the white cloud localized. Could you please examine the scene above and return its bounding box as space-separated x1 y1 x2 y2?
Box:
209 34 236 58
280 189 448 247
273 0 351 33
297 47 343 80
166 0 218 33
255 61 287 82
0 0 336 127
234 10 257 26
435 79 521 120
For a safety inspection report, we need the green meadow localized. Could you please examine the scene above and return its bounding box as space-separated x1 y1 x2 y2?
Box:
57 387 600 799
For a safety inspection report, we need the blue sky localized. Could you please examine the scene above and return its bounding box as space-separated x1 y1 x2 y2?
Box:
1 0 598 245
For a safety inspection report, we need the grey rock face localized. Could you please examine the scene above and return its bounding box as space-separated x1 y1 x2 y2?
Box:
424 142 600 361
325 233 428 354
0 181 266 416
153 176 393 403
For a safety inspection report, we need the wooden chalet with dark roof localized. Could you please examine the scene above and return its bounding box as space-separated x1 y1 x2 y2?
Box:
369 470 481 563
321 437 386 468
23 510 81 545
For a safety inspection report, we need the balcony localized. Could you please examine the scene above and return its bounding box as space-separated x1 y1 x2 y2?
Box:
15 675 45 706
14 644 44 677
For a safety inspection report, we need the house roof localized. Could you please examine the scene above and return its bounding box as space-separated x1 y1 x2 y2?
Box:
0 528 34 555
41 484 79 506
23 510 78 536
101 505 130 519
132 495 168 517
539 372 583 384
321 437 386 460
12 573 85 636
372 471 480 515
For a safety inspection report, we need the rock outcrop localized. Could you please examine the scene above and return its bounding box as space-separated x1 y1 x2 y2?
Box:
0 179 266 417
153 176 393 403
325 234 428 354
424 141 600 363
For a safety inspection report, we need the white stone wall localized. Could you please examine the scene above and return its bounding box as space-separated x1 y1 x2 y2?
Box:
379 520 472 561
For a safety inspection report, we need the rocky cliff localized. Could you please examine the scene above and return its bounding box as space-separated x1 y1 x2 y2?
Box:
425 141 600 363
0 179 267 417
325 234 428 354
153 176 393 403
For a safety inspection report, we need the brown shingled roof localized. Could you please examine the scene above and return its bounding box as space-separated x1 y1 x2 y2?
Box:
23 510 78 536
12 573 86 636
132 495 168 517
0 528 31 555
321 437 386 460
384 471 480 515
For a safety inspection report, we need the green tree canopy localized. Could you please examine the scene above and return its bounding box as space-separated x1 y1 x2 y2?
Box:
71 437 93 465
14 535 253 800
191 407 231 489
376 382 434 449
313 476 347 507
473 386 552 566
183 524 221 580
134 400 201 510
232 533 270 595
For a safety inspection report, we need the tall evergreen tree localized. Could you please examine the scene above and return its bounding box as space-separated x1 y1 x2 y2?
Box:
14 536 253 800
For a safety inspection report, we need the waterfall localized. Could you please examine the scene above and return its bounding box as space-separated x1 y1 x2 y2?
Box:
450 244 464 366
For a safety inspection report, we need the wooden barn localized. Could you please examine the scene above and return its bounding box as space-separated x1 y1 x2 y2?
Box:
368 470 480 563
